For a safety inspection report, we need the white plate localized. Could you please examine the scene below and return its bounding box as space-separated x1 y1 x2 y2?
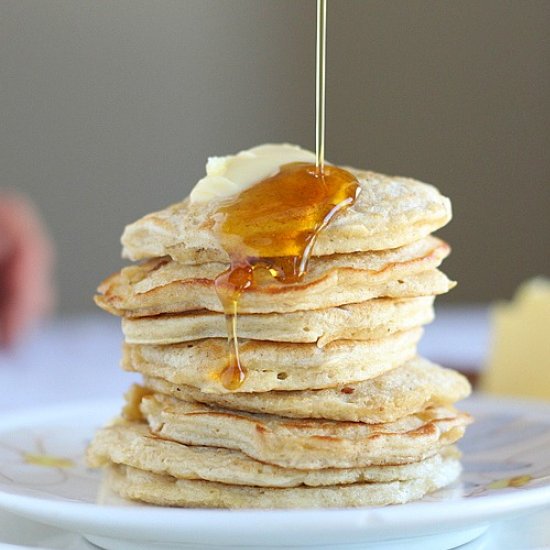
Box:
0 396 549 550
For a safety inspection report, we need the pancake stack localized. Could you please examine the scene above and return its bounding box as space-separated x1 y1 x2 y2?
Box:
88 166 472 508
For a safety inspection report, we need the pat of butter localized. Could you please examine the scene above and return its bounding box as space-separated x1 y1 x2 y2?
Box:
483 278 550 399
190 144 317 204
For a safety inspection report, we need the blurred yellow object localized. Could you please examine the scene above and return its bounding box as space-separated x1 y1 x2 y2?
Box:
483 278 550 399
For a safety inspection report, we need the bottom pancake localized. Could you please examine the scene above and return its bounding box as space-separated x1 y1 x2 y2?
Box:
105 457 461 508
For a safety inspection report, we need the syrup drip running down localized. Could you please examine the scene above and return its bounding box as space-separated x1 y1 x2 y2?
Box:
214 162 360 389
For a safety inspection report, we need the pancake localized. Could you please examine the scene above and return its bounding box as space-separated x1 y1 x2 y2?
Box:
99 268 452 318
136 391 472 469
105 456 461 508
122 296 435 346
123 329 421 393
121 168 452 264
142 357 471 423
88 420 461 488
96 237 454 317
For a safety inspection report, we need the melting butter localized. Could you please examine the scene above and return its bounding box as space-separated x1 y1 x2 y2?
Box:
190 144 317 203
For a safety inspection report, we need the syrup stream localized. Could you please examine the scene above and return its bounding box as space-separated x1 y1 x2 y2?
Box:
315 0 327 171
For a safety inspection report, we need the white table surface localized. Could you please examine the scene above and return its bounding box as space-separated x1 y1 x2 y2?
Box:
0 307 548 550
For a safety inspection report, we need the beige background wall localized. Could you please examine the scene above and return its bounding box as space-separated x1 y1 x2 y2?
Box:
1 0 549 312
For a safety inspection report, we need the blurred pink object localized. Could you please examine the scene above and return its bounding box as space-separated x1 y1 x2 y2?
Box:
0 193 55 348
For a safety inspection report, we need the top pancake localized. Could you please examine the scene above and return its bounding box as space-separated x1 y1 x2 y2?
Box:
121 168 452 263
